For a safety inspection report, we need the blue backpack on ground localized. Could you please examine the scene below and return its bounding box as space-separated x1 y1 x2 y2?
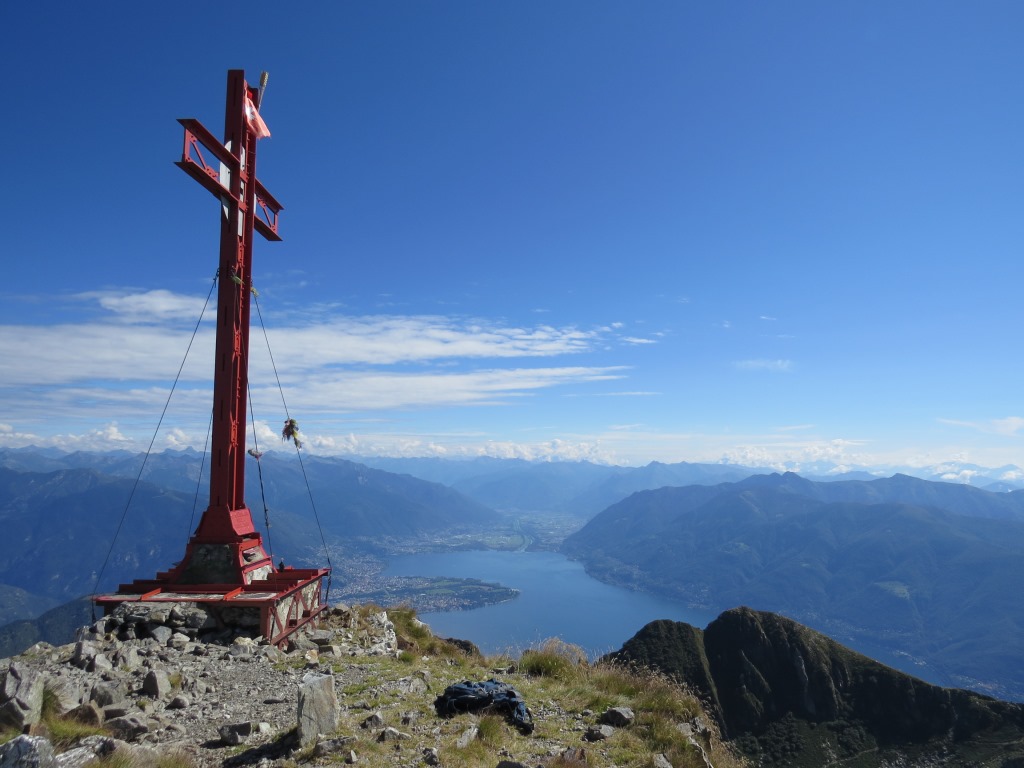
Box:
434 679 535 734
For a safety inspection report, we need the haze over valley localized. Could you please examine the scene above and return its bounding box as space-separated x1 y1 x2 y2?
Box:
2 446 1023 703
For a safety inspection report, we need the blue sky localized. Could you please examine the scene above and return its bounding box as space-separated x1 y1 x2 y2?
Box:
2 2 1023 472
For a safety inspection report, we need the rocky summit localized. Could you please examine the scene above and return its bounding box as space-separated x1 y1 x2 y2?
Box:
608 607 1024 767
0 602 736 768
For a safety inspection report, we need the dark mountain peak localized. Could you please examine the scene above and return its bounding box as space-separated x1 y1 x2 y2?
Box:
611 609 1024 765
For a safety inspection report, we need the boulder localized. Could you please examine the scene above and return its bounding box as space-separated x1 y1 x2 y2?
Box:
0 735 55 768
297 672 338 747
142 669 171 699
66 702 103 726
148 626 173 645
71 641 98 670
0 663 44 730
456 726 478 748
105 715 149 742
53 736 116 768
218 721 261 746
599 706 635 727
584 724 615 741
89 681 125 708
376 727 409 742
311 736 356 758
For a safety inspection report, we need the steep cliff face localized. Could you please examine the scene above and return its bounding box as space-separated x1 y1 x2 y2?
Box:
610 607 1024 766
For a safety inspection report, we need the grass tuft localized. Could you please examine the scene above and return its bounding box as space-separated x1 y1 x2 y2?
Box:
519 638 588 681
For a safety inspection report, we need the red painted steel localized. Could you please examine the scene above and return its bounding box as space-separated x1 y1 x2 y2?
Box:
94 71 329 645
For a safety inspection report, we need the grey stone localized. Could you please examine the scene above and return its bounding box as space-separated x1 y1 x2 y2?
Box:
71 641 98 670
561 746 587 763
218 721 256 746
288 634 319 652
169 633 191 650
361 711 384 729
376 726 409 742
584 724 615 742
423 747 440 765
102 705 130 720
66 702 103 726
311 736 356 758
0 663 44 730
105 715 150 741
307 630 333 646
456 726 478 748
142 669 172 699
346 751 357 764
599 706 635 727
89 681 125 708
112 647 140 670
167 694 190 710
64 736 115 768
46 678 83 713
0 735 56 768
256 645 286 663
297 672 338 747
652 753 673 768
401 710 420 726
88 654 113 673
148 625 173 645
396 676 428 694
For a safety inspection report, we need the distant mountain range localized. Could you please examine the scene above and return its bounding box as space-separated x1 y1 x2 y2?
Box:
0 448 501 628
609 608 1024 767
4 447 1024 705
563 471 1024 700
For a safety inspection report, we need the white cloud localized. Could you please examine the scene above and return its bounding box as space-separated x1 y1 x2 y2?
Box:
0 292 624 388
992 417 1024 436
0 287 649 453
86 289 212 323
622 337 657 345
938 416 1024 437
0 422 133 452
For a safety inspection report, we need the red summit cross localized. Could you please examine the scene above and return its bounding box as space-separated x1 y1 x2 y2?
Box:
94 71 329 646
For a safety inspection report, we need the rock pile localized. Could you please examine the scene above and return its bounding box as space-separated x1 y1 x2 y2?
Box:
0 602 723 768
0 602 399 767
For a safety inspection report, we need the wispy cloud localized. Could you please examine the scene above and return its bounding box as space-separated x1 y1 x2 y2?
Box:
0 290 632 386
938 416 1024 436
622 337 657 345
82 289 213 324
0 289 639 450
734 359 793 372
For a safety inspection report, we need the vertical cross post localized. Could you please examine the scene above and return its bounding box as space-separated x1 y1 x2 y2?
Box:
171 69 283 581
94 70 328 646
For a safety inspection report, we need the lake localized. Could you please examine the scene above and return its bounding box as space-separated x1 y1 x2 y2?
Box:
383 550 714 657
